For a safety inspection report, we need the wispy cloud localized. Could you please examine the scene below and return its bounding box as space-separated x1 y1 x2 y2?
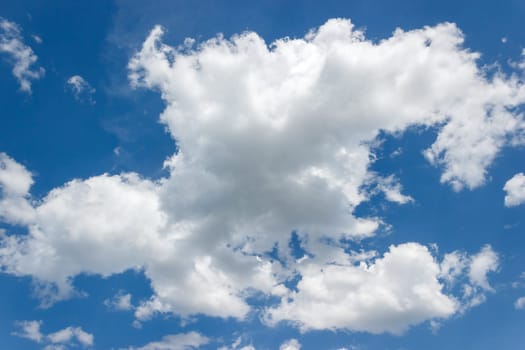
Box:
13 320 93 348
66 75 96 104
0 18 44 93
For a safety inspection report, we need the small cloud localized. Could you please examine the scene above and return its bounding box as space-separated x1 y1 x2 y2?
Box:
12 320 43 343
280 339 301 350
515 296 525 309
32 34 42 44
217 335 255 350
104 291 133 311
390 147 403 158
429 320 441 334
501 37 507 43
504 173 525 207
370 174 414 205
66 75 95 104
13 321 93 348
122 332 208 350
47 327 93 347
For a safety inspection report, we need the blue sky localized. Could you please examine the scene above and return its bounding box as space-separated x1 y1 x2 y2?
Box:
1 1 525 349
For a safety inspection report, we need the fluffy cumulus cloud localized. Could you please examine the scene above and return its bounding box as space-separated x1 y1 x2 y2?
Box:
503 173 525 207
265 243 498 333
122 332 208 350
0 168 281 315
13 320 93 349
66 75 96 103
0 19 517 334
0 18 44 93
129 19 525 192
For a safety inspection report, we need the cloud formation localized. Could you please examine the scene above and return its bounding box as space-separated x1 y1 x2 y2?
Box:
0 19 515 334
104 291 133 311
0 18 44 93
122 332 208 350
515 296 525 309
504 173 525 207
0 152 35 225
13 320 93 349
265 243 498 333
66 75 96 103
280 339 301 350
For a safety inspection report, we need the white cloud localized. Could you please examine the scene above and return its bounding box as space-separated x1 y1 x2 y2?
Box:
104 291 133 311
0 18 511 333
265 243 458 334
32 34 42 44
440 251 468 284
122 332 208 350
0 153 498 334
130 19 525 193
266 244 499 334
13 320 43 343
0 18 44 93
280 339 301 350
504 172 525 207
0 152 35 225
47 327 94 347
440 245 499 310
0 167 280 315
66 75 96 103
13 321 93 348
515 296 525 309
218 336 256 350
468 245 499 292
372 174 414 204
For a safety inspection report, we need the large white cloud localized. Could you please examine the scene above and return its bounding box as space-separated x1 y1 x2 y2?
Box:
0 18 514 334
129 19 525 193
0 18 44 93
0 153 500 333
0 170 282 315
264 243 497 334
504 172 525 207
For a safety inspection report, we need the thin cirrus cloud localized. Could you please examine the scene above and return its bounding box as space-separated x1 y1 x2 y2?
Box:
0 17 44 93
0 18 519 335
